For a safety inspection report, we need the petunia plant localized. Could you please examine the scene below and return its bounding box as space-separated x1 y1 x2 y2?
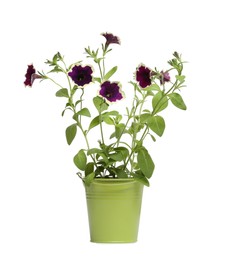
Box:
24 33 187 186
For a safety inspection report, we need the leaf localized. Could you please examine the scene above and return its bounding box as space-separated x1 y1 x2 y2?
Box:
94 77 101 83
93 96 108 112
77 108 91 117
104 66 118 80
55 88 69 98
65 124 77 145
168 93 187 110
85 162 94 177
109 152 124 162
103 110 119 116
87 148 103 156
73 149 87 171
140 113 151 123
142 84 160 92
137 147 155 179
132 172 150 187
114 147 129 161
150 134 156 142
75 99 82 108
152 91 168 113
176 75 185 83
115 123 125 138
103 116 114 125
148 115 165 137
114 168 128 178
49 66 63 73
88 116 100 131
83 172 95 186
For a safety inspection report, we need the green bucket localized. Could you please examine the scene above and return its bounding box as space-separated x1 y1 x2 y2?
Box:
85 179 144 243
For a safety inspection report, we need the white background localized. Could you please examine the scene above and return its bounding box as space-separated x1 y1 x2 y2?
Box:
0 0 226 259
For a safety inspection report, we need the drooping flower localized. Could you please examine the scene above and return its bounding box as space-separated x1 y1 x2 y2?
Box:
68 65 93 87
99 81 123 102
24 64 41 87
101 33 120 48
136 65 152 88
160 71 170 84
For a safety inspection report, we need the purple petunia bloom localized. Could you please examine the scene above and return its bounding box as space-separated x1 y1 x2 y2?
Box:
101 33 120 48
99 81 123 102
24 64 36 87
160 71 170 84
68 65 93 87
136 65 152 88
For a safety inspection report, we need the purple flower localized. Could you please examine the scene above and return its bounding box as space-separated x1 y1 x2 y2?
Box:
160 71 170 84
99 81 123 102
68 65 93 87
24 64 40 87
136 65 152 88
101 33 120 48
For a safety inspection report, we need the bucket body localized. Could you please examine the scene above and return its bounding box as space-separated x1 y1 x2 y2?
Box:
85 179 144 243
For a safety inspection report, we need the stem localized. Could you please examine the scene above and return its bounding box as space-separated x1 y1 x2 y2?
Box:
79 89 84 123
99 110 105 145
98 62 103 80
77 121 97 167
61 60 73 91
46 76 64 89
103 58 106 77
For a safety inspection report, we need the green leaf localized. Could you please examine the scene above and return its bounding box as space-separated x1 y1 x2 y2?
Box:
65 124 77 145
103 111 119 116
115 123 125 138
75 99 82 108
168 93 187 110
103 116 114 125
88 116 100 131
104 66 117 80
114 147 129 162
148 115 165 137
87 148 103 156
93 96 108 112
109 152 124 162
55 88 69 98
152 91 168 113
85 162 94 177
137 147 155 179
176 75 185 83
49 66 63 73
140 113 151 123
94 77 101 83
83 172 95 186
114 168 128 178
77 108 91 117
142 84 160 92
132 172 150 187
73 149 87 171
150 134 156 142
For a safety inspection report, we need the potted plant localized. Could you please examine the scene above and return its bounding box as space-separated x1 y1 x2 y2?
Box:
24 32 187 243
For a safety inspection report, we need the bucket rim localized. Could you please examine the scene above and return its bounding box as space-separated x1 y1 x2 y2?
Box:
90 178 139 185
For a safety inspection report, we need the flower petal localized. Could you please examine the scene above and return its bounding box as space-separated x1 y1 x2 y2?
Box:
136 65 152 88
99 81 123 102
24 64 36 87
68 65 93 87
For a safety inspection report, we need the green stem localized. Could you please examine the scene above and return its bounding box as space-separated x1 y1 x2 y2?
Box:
46 76 64 89
77 121 97 167
102 57 106 77
79 89 84 123
98 62 103 80
99 110 105 145
61 60 73 91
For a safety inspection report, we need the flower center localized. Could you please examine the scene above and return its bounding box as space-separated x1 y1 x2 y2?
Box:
77 74 84 81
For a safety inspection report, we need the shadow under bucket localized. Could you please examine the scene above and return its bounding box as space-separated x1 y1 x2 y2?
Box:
85 179 144 243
